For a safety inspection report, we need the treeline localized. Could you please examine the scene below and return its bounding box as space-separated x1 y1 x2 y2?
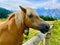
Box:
40 16 57 21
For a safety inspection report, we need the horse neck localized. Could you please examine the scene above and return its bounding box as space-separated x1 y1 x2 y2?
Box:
8 16 24 36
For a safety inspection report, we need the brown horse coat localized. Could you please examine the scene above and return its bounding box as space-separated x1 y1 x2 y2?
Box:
0 14 24 45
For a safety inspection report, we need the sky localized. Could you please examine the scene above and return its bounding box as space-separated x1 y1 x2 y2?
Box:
0 0 60 11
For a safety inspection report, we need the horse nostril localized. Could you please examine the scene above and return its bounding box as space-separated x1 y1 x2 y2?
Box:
40 24 50 30
45 25 50 30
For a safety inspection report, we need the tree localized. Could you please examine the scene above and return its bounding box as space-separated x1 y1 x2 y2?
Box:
40 16 57 21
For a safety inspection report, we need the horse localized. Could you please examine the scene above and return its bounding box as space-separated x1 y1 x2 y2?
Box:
0 6 50 45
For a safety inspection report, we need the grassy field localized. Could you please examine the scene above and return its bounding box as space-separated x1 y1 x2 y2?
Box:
50 21 60 45
0 19 60 45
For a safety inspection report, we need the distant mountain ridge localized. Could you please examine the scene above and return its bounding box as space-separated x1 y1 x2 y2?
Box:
0 7 12 18
36 8 60 18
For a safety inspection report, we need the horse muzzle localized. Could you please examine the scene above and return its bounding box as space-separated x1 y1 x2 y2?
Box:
38 23 50 34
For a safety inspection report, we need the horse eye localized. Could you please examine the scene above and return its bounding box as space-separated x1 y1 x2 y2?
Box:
29 14 33 18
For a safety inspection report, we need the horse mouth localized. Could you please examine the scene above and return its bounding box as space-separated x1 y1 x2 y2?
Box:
39 28 49 34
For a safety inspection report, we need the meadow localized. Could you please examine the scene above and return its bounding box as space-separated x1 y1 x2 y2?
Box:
0 19 60 45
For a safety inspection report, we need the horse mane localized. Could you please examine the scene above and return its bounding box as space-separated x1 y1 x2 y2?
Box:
15 11 24 27
7 13 16 20
7 11 24 28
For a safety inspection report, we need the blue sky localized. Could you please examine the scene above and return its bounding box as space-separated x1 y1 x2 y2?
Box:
0 0 60 11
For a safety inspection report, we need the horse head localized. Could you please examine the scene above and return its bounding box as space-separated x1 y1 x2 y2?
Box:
20 6 50 34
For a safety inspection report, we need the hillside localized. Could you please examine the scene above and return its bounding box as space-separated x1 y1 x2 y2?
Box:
0 7 12 18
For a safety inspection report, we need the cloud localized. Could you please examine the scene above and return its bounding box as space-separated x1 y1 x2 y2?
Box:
26 0 49 3
0 0 33 10
26 0 60 9
0 0 60 10
43 0 60 9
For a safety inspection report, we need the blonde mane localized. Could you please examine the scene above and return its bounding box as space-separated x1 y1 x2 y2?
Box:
7 13 15 20
15 11 24 27
7 10 24 28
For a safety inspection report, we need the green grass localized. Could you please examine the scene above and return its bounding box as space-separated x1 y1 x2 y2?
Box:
24 21 60 45
0 18 6 21
50 21 60 45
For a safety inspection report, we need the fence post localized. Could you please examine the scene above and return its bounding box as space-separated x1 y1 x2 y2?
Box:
42 32 51 45
42 38 45 45
45 32 51 45
45 24 54 45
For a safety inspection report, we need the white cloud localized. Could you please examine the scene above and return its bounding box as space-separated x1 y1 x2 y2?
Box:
26 0 60 9
0 0 60 10
42 0 60 9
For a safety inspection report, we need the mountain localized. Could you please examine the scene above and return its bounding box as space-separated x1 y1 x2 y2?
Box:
0 7 12 18
1 7 60 18
36 8 60 18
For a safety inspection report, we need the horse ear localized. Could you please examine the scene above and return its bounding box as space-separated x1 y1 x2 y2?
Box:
19 6 26 13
